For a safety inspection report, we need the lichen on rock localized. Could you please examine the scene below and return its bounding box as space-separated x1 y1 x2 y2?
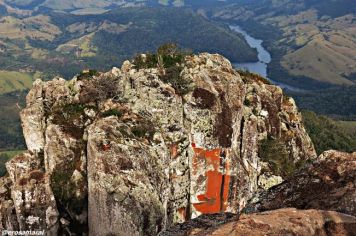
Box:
0 52 318 235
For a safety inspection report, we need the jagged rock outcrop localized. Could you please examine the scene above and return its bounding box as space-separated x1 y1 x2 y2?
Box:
246 150 356 216
161 208 356 236
1 152 58 234
0 53 316 235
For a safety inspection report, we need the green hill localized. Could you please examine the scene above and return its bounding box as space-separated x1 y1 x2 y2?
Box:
0 6 258 150
211 0 356 87
302 111 356 154
0 91 26 151
0 7 257 80
0 70 33 94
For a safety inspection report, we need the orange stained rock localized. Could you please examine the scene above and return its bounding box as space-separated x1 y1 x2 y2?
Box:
102 144 111 152
171 143 179 159
191 143 231 214
178 207 187 221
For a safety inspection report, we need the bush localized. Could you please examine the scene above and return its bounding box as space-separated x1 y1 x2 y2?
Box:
51 103 89 139
63 104 86 114
237 69 271 85
132 53 158 69
133 43 187 69
52 103 85 124
102 109 123 118
259 137 298 178
244 99 252 107
79 77 120 104
77 70 99 80
160 65 192 95
157 43 187 67
132 43 193 95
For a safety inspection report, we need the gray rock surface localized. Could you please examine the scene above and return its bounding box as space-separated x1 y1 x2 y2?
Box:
0 53 317 235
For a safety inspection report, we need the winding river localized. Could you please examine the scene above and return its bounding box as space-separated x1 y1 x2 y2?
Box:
230 25 300 91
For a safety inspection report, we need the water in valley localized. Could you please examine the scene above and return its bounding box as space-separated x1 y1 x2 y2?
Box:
230 25 300 91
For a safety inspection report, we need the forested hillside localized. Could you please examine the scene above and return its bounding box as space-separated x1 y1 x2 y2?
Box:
302 111 356 154
0 7 256 80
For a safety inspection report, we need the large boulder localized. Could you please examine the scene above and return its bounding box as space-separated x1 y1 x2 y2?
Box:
161 208 356 236
0 53 317 235
247 150 356 216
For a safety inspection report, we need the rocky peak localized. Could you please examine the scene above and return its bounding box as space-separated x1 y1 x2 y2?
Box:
1 53 316 235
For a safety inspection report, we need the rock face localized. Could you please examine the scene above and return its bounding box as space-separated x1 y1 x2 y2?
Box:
161 208 356 236
1 152 59 234
0 53 316 235
247 150 356 216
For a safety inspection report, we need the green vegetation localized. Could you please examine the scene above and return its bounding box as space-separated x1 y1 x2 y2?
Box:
91 7 256 69
51 171 76 203
51 103 88 139
79 76 120 104
237 69 271 85
133 54 159 69
62 103 86 114
161 65 192 95
290 86 356 120
133 43 187 69
0 6 258 150
0 70 33 94
302 111 356 154
133 43 193 95
259 137 307 178
0 149 25 157
102 109 123 118
0 154 11 176
0 7 255 79
0 0 355 156
77 70 99 80
0 91 26 150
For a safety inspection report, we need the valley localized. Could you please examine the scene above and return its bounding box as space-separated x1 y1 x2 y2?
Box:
0 0 355 153
210 0 356 87
0 2 355 234
0 3 258 151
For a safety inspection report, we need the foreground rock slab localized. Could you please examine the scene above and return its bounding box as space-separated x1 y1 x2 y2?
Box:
247 150 356 216
162 208 356 236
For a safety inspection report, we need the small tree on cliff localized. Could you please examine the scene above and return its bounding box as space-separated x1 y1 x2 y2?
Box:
132 43 193 95
259 137 293 178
